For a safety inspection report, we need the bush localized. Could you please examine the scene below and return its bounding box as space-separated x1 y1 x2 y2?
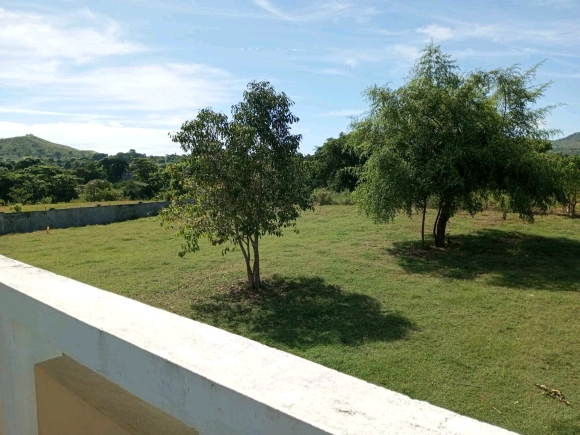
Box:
81 179 123 202
311 189 354 206
13 203 22 212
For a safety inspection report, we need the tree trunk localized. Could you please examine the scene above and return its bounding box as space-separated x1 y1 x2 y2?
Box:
238 238 255 288
421 197 427 248
251 234 260 288
433 206 442 241
434 209 449 247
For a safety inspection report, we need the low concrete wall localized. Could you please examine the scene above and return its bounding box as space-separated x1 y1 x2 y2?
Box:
0 255 520 435
0 202 168 235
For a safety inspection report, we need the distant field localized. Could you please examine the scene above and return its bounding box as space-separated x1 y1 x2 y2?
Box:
1 206 579 435
0 200 154 214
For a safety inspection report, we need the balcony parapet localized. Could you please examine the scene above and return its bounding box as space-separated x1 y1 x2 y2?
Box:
0 254 519 435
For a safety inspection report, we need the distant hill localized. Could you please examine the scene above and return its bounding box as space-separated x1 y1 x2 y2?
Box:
551 132 580 156
0 135 96 162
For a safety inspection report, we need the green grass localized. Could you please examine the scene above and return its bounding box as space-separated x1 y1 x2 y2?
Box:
0 200 156 214
1 206 579 435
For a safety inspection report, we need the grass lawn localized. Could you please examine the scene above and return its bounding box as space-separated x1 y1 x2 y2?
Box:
0 206 579 435
0 200 157 214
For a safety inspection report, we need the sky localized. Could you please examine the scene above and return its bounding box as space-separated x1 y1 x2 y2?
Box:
0 0 579 156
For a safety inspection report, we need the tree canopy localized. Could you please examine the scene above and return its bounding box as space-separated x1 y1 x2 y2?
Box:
352 43 563 247
160 81 312 287
306 132 366 192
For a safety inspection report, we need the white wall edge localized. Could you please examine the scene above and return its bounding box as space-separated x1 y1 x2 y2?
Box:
0 254 520 435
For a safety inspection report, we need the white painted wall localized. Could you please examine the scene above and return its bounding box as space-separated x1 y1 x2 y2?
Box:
0 255 520 435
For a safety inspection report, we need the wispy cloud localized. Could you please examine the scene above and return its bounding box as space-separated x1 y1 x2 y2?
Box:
535 0 577 8
0 7 241 126
254 0 378 23
427 17 580 46
0 8 144 63
417 24 454 41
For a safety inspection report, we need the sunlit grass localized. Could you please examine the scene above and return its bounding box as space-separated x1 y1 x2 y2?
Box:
1 206 579 435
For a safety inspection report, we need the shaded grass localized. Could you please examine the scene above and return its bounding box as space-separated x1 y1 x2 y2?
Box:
191 275 414 349
1 206 579 434
389 229 580 291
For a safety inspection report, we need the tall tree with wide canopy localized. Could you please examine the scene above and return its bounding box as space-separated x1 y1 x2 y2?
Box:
353 44 563 247
160 81 312 287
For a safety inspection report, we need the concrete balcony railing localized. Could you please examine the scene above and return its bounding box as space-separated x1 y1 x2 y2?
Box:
0 254 519 435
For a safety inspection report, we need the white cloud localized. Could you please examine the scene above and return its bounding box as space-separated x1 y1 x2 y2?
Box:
0 8 144 63
0 7 240 131
392 44 422 62
311 68 351 76
432 18 580 46
535 0 577 8
253 0 378 22
417 24 454 41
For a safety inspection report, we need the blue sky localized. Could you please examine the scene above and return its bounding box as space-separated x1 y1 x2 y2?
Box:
0 0 579 156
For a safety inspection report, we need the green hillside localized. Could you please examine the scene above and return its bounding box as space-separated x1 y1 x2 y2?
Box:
551 132 580 155
0 135 95 162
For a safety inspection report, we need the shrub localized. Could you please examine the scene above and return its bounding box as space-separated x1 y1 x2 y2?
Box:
13 203 22 212
312 189 354 206
81 179 123 202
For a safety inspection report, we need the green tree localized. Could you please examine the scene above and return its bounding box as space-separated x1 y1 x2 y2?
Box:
82 179 121 201
0 167 16 202
73 161 107 184
307 132 366 192
161 81 312 288
129 157 163 197
558 155 580 217
98 156 129 183
14 157 43 170
353 44 563 247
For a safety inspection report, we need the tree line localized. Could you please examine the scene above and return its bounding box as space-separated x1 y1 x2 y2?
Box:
0 151 180 206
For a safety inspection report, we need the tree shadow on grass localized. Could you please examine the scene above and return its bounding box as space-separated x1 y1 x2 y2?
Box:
388 229 580 291
190 275 414 349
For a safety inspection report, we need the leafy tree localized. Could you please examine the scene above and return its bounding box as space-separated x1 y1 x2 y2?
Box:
307 132 366 192
353 44 563 247
7 164 79 204
91 152 108 161
129 157 163 197
50 174 79 202
98 156 129 183
82 179 121 201
121 180 154 200
161 81 312 288
0 167 16 202
73 161 107 184
558 155 580 217
14 157 43 170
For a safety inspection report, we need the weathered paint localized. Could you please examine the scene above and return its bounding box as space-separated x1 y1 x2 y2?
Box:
0 254 520 435
35 355 199 435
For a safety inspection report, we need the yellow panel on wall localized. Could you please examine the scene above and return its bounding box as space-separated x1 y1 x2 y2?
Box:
35 355 199 435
